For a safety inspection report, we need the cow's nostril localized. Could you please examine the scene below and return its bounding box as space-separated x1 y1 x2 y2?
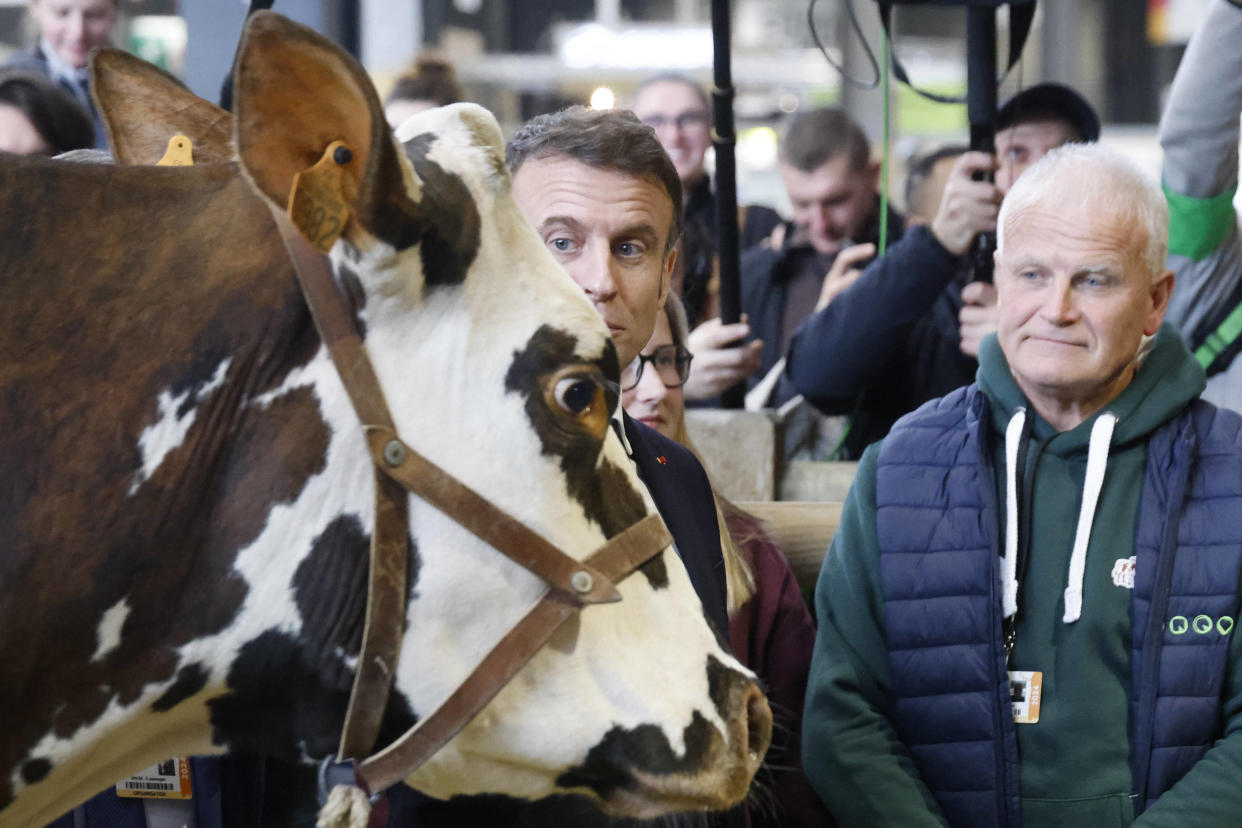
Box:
744 685 773 764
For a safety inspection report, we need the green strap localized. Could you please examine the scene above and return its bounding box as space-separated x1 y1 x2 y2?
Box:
1195 298 1242 371
1166 182 1237 261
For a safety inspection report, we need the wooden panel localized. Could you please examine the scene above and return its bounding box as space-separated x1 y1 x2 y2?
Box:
737 500 843 595
686 409 779 501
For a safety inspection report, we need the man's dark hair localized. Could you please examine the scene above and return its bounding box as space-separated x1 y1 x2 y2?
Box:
904 144 967 213
0 70 94 155
634 72 710 115
996 83 1100 143
506 106 684 250
779 107 870 173
385 54 463 108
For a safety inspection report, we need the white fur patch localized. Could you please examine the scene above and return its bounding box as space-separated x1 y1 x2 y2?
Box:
128 358 232 494
89 598 131 663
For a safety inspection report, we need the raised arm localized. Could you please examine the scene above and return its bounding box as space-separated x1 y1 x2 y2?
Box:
784 225 961 414
1159 0 1242 345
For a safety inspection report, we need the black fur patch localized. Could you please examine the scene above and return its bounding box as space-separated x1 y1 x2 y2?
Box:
638 555 669 589
20 758 51 785
152 663 209 712
705 655 734 721
292 514 370 690
400 132 481 288
555 711 717 799
335 261 368 338
291 514 422 694
505 326 645 539
207 629 418 761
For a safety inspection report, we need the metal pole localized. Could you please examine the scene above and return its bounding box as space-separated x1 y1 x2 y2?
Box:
966 4 997 283
711 0 744 409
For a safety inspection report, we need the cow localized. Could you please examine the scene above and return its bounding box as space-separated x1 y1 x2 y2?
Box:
0 12 771 826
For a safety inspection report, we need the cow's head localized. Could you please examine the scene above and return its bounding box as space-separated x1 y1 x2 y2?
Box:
222 12 768 816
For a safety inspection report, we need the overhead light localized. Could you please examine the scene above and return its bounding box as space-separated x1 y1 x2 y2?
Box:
590 87 616 110
557 23 713 70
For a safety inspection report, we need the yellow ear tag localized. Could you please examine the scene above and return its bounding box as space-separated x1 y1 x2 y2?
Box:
156 134 193 166
288 140 353 253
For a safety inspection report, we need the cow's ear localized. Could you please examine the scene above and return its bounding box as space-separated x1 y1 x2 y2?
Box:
90 49 234 165
233 11 420 249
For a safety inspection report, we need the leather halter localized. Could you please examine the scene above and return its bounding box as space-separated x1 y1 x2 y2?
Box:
267 193 673 798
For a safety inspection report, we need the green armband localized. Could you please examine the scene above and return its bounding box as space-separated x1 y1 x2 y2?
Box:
1166 183 1238 261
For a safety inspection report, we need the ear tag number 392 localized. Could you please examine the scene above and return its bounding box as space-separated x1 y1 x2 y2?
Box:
288 139 353 253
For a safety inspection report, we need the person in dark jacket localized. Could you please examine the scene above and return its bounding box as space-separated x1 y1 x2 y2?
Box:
786 83 1099 459
4 0 117 148
734 107 904 413
803 142 1242 827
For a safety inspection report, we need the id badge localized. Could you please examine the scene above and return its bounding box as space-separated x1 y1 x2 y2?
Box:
1008 670 1043 724
116 757 193 799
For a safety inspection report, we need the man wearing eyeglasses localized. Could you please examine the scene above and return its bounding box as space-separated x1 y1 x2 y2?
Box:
632 74 776 401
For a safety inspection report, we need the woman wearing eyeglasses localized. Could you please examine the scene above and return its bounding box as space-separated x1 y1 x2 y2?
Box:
621 293 830 828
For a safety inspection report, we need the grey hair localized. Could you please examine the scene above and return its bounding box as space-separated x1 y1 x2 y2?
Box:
997 142 1169 280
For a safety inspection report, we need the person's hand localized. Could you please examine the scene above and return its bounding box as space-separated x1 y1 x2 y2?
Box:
959 280 999 357
816 242 875 311
683 316 764 400
930 151 1002 256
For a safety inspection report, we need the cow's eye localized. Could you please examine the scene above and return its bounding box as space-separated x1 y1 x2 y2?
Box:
555 377 597 416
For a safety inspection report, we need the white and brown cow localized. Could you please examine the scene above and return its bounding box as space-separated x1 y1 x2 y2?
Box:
0 12 770 826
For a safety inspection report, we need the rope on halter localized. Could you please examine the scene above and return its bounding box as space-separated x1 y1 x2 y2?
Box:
317 784 372 828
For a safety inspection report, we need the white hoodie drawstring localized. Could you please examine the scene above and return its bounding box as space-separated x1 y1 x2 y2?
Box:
1002 409 1026 619
1062 412 1116 623
1002 409 1116 625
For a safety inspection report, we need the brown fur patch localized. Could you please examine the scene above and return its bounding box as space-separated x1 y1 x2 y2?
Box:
0 154 325 807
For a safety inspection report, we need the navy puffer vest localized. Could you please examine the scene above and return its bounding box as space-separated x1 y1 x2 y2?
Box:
875 386 1242 826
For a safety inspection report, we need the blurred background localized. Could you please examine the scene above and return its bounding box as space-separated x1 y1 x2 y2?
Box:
0 0 1219 214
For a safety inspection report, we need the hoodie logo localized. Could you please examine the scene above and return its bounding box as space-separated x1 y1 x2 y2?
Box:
1111 556 1136 589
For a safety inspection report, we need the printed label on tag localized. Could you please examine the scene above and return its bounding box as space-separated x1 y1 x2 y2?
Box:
1008 670 1043 724
287 140 352 253
116 757 192 799
156 134 193 166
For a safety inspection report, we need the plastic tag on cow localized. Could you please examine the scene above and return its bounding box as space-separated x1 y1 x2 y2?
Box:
156 135 194 167
115 757 193 799
288 140 352 253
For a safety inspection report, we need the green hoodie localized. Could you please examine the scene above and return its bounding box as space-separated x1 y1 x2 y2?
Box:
803 327 1242 826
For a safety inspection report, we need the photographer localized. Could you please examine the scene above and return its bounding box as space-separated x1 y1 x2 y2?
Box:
785 83 1099 459
715 107 902 412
